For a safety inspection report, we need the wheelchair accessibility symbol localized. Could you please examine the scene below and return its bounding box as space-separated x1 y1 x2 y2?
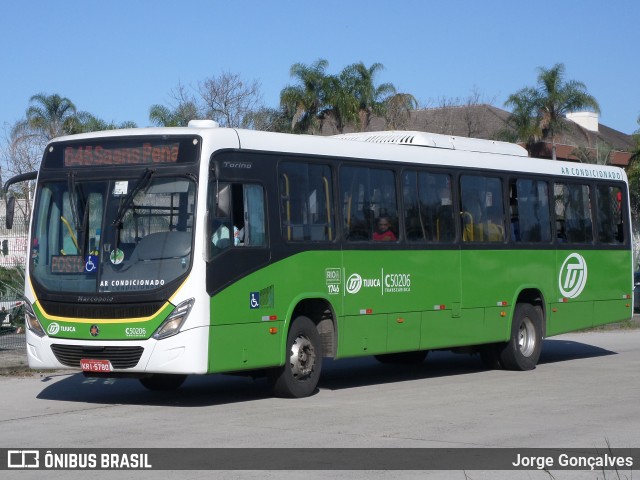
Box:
85 254 98 273
250 292 260 309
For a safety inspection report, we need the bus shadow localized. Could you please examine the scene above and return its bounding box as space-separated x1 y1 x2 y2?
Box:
35 372 275 407
35 338 615 406
537 337 616 365
320 338 616 391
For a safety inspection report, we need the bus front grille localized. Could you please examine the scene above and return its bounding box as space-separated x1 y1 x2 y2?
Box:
39 301 166 320
50 344 144 369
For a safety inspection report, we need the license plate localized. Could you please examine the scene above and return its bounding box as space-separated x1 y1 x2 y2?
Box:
80 359 113 372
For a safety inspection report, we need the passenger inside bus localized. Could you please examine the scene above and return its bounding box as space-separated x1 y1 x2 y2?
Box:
211 222 244 249
373 216 397 242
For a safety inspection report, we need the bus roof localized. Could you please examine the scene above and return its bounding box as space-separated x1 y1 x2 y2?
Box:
48 125 627 183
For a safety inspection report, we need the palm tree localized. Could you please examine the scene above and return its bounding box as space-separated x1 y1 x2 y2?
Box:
384 93 418 130
536 63 600 159
571 141 613 165
69 112 137 133
280 59 330 134
322 73 358 134
24 93 78 140
502 89 542 155
506 63 600 160
149 102 198 127
342 62 396 131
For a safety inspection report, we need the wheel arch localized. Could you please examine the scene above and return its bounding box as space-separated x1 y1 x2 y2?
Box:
514 288 547 338
288 297 337 358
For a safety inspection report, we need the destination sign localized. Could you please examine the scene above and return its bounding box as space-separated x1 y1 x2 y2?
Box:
51 255 85 274
64 142 180 167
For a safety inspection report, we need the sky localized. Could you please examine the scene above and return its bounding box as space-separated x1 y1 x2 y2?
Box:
1 0 638 136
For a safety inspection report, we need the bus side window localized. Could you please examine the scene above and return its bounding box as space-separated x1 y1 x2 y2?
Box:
341 165 397 242
554 182 593 244
402 170 455 243
210 183 233 252
279 161 334 242
208 182 266 259
460 175 505 242
243 184 266 247
596 184 624 244
510 179 551 243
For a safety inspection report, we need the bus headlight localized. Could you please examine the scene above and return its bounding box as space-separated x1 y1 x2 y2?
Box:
25 302 45 337
153 298 195 340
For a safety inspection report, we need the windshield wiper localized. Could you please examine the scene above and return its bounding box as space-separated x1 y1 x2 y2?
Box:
112 168 156 229
67 171 82 231
65 171 89 256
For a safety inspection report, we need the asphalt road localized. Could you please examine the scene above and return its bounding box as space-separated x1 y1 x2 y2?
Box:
1 329 639 480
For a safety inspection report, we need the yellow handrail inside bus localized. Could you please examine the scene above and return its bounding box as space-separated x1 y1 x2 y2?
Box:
322 176 332 240
60 215 79 254
281 173 291 240
487 221 504 242
461 211 474 241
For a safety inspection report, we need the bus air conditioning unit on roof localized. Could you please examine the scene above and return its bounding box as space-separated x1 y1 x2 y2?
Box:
332 130 528 157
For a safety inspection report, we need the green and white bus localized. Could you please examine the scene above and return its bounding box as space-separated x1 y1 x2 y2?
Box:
6 121 633 397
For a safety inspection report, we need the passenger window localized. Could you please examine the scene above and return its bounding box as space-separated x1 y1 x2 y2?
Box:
340 166 398 241
279 161 334 241
509 179 551 243
554 183 593 243
207 182 266 259
403 170 455 242
460 175 505 242
596 185 624 244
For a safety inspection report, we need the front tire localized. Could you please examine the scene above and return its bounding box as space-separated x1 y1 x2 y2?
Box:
499 303 542 371
268 316 322 398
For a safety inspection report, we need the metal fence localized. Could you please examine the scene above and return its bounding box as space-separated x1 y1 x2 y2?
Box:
0 217 28 351
0 325 25 351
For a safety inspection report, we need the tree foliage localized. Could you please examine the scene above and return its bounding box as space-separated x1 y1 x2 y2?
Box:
571 141 613 165
384 93 418 130
280 59 331 134
2 93 136 221
279 59 400 134
149 74 263 129
23 93 78 140
505 63 600 159
626 116 640 226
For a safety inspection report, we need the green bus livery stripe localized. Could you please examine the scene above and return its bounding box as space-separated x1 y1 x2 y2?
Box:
34 302 174 341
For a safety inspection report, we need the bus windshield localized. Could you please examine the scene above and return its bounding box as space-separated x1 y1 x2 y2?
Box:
30 174 196 294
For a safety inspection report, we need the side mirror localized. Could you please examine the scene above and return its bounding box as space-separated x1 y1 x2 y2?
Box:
3 170 38 230
5 196 15 230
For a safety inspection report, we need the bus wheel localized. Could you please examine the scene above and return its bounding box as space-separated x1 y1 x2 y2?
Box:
139 374 187 391
499 303 542 371
269 316 322 398
374 351 428 364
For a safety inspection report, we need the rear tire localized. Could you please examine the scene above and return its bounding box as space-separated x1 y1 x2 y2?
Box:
139 374 187 390
268 316 322 398
374 350 428 364
499 303 542 371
